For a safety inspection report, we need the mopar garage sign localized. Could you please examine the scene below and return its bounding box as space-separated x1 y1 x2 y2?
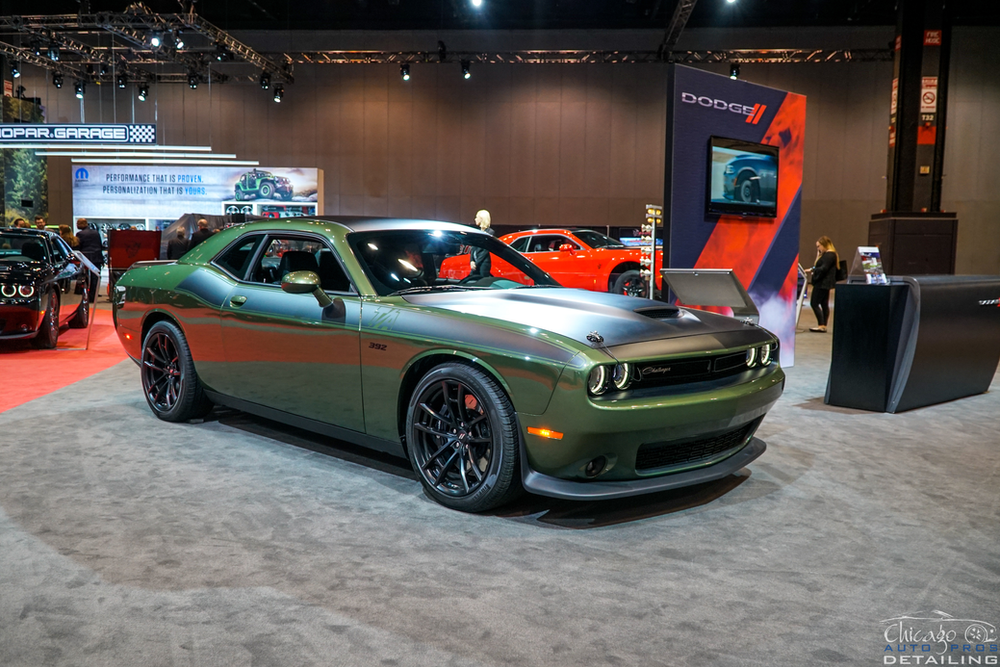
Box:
0 123 156 145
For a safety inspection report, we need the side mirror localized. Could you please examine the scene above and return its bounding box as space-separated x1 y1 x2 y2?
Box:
281 270 333 307
559 243 575 253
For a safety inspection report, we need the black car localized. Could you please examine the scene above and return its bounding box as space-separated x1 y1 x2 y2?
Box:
0 229 91 348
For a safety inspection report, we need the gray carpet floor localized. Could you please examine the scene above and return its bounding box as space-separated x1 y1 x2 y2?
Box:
1 327 998 667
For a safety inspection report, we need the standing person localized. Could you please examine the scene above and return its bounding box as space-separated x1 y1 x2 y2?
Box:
59 224 79 248
806 235 838 333
76 218 104 298
167 230 189 260
188 219 213 249
14 218 30 228
469 209 494 278
34 216 48 230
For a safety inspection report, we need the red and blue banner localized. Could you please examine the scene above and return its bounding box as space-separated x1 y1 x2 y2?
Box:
664 65 806 366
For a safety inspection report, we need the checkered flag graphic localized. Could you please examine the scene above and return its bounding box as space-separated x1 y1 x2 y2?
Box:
127 124 157 144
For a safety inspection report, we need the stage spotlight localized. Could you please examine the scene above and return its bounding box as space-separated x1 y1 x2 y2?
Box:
400 63 410 81
188 72 198 89
138 83 148 101
471 0 483 6
52 73 63 89
214 42 231 61
117 73 127 88
730 63 740 79
11 61 19 78
259 72 270 90
75 81 85 99
150 33 162 48
175 32 185 49
32 42 42 57
461 60 471 79
48 46 60 61
273 85 284 103
99 64 108 77
726 0 737 3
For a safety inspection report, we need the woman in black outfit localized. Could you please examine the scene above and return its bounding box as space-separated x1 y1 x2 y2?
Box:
807 236 838 332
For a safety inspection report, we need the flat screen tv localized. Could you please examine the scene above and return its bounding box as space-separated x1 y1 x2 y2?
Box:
706 136 779 218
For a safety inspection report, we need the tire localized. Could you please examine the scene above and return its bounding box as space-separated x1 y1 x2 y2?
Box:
405 363 521 512
68 287 89 329
234 189 245 201
613 270 648 298
32 291 60 349
140 321 213 422
738 177 757 203
259 182 274 199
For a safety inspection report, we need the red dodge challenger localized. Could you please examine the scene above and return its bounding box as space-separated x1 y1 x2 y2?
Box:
499 228 663 296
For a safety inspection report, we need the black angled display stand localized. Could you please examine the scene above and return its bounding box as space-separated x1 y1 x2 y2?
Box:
825 276 1000 413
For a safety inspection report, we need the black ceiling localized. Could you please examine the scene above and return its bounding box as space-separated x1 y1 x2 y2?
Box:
6 0 998 32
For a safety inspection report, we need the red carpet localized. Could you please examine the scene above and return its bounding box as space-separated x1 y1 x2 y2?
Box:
0 308 128 414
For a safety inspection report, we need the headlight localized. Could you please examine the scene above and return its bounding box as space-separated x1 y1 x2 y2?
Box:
18 285 35 298
587 366 609 396
0 284 15 298
746 346 758 368
612 362 634 390
760 343 772 366
725 165 735 174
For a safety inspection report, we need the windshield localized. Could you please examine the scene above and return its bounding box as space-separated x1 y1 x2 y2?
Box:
0 232 49 263
573 230 626 249
348 229 562 296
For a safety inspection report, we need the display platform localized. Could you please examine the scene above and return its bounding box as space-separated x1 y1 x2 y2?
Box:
825 275 1000 413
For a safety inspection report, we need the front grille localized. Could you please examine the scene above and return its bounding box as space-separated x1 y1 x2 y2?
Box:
634 420 759 472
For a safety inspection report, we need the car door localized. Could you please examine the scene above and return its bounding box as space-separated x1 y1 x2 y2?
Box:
523 234 588 288
218 232 365 432
47 236 84 324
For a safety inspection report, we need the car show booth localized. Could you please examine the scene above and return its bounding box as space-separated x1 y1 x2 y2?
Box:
662 65 805 366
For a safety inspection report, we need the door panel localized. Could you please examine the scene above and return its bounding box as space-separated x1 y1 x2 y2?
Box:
219 284 365 433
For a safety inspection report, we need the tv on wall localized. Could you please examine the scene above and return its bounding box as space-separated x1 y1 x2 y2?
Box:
706 136 779 218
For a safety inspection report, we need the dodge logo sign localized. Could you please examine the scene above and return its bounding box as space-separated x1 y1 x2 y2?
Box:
680 92 768 124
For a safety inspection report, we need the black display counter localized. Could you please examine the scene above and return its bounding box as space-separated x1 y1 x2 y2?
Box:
825 275 1000 413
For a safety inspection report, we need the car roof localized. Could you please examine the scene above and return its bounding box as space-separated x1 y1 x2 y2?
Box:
0 228 56 238
232 216 485 235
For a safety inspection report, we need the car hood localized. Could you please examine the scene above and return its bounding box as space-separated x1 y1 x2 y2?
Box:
0 262 46 283
403 288 760 349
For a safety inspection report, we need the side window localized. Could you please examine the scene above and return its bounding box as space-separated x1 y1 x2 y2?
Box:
526 235 566 253
49 238 69 263
510 237 530 252
215 235 264 280
247 236 352 293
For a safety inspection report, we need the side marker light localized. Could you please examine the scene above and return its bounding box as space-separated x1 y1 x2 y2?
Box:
527 427 564 440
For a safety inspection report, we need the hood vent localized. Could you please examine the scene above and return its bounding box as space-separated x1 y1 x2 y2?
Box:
634 306 679 320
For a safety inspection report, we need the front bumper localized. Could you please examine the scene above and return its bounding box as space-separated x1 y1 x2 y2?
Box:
0 302 43 339
523 437 766 500
517 365 784 499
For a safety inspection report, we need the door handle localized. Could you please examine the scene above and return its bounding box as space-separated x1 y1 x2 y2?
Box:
229 295 247 307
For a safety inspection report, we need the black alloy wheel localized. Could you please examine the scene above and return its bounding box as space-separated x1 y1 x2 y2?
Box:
406 363 521 512
68 287 89 328
140 320 212 422
613 270 648 298
32 291 60 349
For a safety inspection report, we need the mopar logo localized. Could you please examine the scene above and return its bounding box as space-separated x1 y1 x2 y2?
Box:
74 167 89 181
680 92 768 124
979 298 1000 307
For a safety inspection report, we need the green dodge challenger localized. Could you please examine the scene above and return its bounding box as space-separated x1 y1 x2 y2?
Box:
113 218 784 511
